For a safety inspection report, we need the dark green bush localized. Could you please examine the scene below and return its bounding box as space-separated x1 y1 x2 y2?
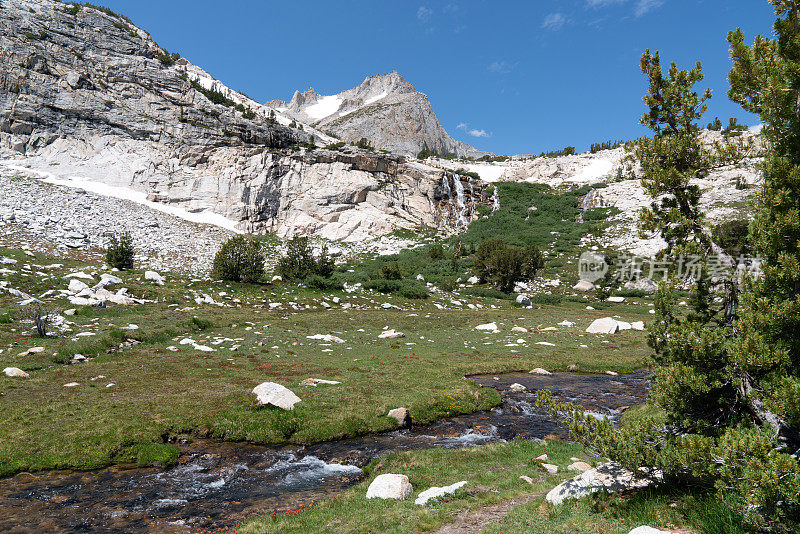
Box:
305 274 342 290
276 236 334 281
212 236 265 283
528 294 564 305
106 232 134 270
473 239 544 293
380 262 403 280
363 279 428 299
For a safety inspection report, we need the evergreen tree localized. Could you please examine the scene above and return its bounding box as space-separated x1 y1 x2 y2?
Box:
539 7 800 528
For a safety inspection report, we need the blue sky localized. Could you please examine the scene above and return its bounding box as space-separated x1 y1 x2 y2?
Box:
103 1 774 155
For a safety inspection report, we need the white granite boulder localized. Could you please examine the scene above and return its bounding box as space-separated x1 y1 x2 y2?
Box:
585 317 619 334
366 474 413 500
414 481 467 505
252 382 301 410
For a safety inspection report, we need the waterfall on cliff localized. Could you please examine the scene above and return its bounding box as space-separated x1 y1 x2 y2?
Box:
491 187 500 212
452 174 468 226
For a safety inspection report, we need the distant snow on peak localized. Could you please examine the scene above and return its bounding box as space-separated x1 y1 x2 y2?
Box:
304 95 343 120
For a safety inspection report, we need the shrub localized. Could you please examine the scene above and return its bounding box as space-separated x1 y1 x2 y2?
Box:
528 294 564 305
106 232 134 270
276 236 334 281
428 243 445 260
305 274 342 290
25 304 57 337
473 239 544 293
380 262 402 280
212 236 265 283
188 316 213 331
157 51 179 66
363 279 428 299
355 137 374 150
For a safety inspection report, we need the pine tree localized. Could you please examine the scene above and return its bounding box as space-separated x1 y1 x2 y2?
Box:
538 6 800 528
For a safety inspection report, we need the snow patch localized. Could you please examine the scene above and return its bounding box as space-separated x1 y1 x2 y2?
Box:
304 95 343 120
1 163 241 233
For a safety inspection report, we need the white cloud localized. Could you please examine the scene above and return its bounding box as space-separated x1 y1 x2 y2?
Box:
457 123 491 138
487 60 516 74
634 0 664 17
541 12 566 31
417 6 433 23
586 0 665 17
586 0 626 7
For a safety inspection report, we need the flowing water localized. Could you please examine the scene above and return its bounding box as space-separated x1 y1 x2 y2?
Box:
0 371 649 533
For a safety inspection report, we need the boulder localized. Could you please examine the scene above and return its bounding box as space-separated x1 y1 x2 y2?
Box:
144 270 165 285
541 463 559 474
17 346 45 356
387 407 411 427
366 474 413 500
607 296 625 303
467 276 479 284
475 322 499 332
585 317 619 334
623 278 658 294
616 321 632 330
529 368 552 375
414 481 468 505
515 294 532 306
568 461 592 472
573 280 595 292
631 321 645 331
546 461 660 505
68 278 89 294
509 383 526 392
511 326 529 333
378 329 405 339
629 527 678 534
299 378 341 387
3 367 29 378
306 334 345 343
252 382 301 410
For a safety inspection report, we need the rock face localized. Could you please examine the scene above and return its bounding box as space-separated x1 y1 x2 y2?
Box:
365 473 413 500
252 382 301 410
269 71 482 158
0 0 490 243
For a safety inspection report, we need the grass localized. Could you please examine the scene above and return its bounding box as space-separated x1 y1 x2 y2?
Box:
0 245 653 477
234 438 737 534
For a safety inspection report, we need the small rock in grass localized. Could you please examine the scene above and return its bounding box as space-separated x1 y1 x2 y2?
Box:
366 474 413 500
252 382 301 410
631 321 645 331
475 322 499 332
573 280 594 291
300 378 341 387
3 367 29 378
144 270 165 285
387 407 411 427
568 461 593 472
535 454 548 461
378 329 405 339
607 296 625 303
63 382 79 387
519 475 534 484
529 368 552 375
64 309 76 316
628 527 678 534
541 463 559 474
567 364 579 371
606 371 619 376
511 326 528 333
414 481 467 505
18 346 45 356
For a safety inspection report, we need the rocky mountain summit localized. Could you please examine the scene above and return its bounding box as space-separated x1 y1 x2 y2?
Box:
0 0 488 242
267 71 483 158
